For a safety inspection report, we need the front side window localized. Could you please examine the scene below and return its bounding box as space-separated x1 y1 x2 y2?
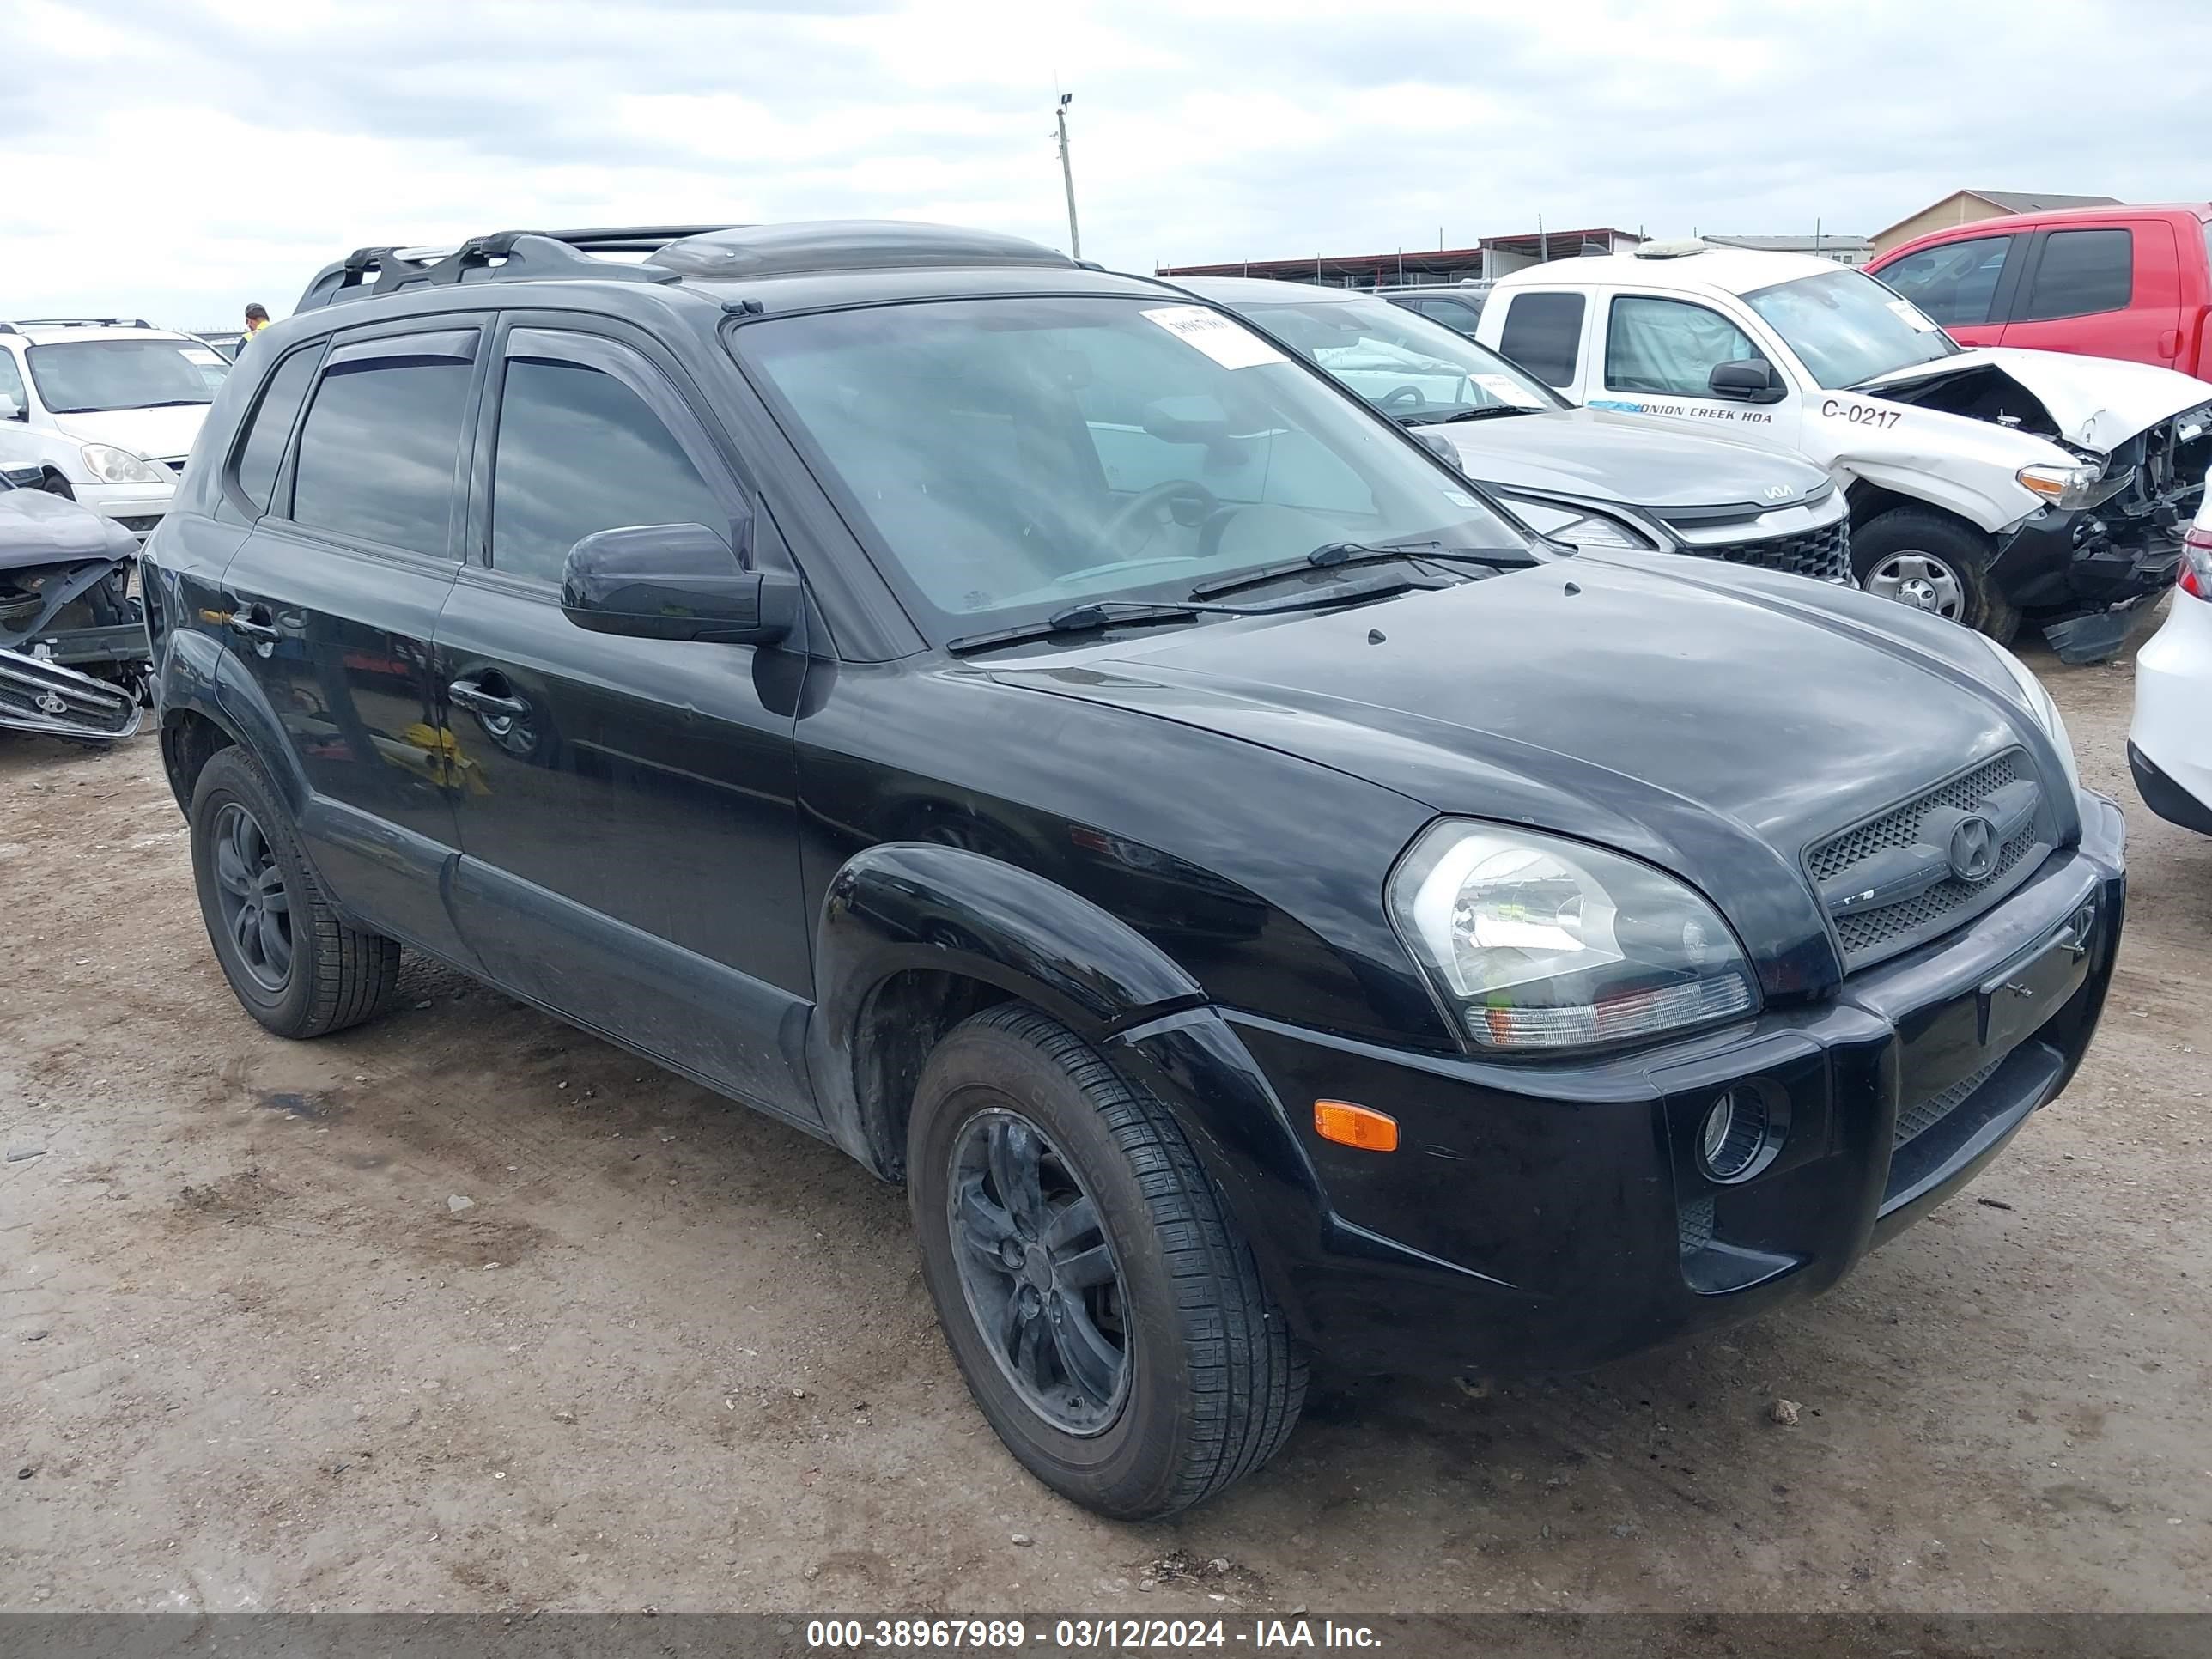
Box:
230 348 319 514
1497 292 1586 386
1742 266 1959 388
23 337 217 415
1879 234 2016 327
736 295 1528 637
2018 228 2133 321
489 357 726 584
1605 295 1765 396
1230 292 1559 425
290 349 474 554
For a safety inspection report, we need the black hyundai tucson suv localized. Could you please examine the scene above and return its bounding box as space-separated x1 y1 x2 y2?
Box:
142 221 2125 1521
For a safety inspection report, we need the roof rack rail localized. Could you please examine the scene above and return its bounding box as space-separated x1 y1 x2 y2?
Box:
294 225 741 313
10 316 156 330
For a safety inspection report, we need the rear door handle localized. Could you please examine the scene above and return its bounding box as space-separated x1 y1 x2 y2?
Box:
227 606 279 647
447 678 529 720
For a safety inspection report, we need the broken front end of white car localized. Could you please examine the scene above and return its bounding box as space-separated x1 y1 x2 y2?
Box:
0 467 148 741
1845 349 2210 663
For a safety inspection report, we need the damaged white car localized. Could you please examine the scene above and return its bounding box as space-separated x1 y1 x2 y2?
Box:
1474 242 2212 659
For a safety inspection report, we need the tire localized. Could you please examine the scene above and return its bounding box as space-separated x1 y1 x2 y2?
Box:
1852 507 2020 644
39 473 74 501
188 747 402 1038
908 1004 1305 1520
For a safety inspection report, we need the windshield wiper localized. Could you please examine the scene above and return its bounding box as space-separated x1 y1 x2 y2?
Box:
1189 540 1522 601
945 588 1410 655
1436 404 1542 423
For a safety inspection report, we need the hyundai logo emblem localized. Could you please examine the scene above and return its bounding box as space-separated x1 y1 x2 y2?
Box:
1761 483 1795 502
34 690 68 715
1948 815 1998 882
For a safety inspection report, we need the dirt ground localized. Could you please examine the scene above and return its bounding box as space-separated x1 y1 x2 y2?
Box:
2 624 2207 1619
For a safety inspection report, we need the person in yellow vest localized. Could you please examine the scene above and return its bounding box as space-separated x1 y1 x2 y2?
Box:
241 303 270 347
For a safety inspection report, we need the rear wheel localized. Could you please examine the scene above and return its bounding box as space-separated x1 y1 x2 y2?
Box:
908 1005 1305 1519
1852 507 2020 643
188 748 402 1037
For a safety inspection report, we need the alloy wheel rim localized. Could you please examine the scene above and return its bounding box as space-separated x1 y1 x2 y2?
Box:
1864 551 1966 619
946 1107 1131 1436
210 802 294 992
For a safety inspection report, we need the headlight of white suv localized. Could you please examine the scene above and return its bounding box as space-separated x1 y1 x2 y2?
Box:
1984 638 2080 795
1388 822 1759 1054
79 444 167 485
2015 462 2106 510
1493 492 1655 551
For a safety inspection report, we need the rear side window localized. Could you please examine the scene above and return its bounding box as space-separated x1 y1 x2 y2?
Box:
1407 297 1483 336
290 350 475 553
489 358 726 584
1497 292 1585 386
1880 234 2015 327
0 350 26 416
230 349 319 514
2018 228 2133 321
1605 295 1764 396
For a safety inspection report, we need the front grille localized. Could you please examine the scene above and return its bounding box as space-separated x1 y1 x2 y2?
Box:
1808 750 2049 969
1678 1194 1717 1256
1894 1056 2004 1148
1703 517 1852 583
151 456 188 476
0 652 137 734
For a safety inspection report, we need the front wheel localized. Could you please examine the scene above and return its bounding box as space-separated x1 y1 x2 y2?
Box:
908 1005 1305 1519
1851 507 2020 643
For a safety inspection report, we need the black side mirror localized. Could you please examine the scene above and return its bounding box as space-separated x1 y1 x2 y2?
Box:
560 523 799 646
1708 359 1786 404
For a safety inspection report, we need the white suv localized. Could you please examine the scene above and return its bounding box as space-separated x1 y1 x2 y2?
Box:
0 318 230 540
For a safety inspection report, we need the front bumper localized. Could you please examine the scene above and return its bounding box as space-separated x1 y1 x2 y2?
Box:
73 479 176 541
1994 503 2183 657
1121 793 2126 1377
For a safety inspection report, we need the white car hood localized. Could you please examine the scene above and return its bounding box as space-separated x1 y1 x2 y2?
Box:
48 404 211 461
1858 347 2210 454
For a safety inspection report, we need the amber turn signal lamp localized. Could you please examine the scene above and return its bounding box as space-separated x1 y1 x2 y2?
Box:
1313 1099 1398 1152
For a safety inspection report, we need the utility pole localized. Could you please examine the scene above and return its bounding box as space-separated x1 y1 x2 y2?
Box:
1054 94 1081 260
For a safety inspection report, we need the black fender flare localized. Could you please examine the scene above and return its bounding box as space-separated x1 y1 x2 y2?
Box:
806 842 1330 1326
808 842 1206 1167
156 625 310 819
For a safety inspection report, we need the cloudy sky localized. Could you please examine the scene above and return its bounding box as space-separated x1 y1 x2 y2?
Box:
7 0 2206 327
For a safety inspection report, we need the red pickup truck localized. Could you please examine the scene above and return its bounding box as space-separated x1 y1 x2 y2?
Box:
1869 204 2212 377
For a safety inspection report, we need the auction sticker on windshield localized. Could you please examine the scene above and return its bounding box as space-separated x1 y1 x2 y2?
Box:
1142 306 1288 370
1474 374 1546 408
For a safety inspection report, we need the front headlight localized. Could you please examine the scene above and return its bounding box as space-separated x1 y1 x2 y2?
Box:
1984 638 2080 794
79 443 166 485
1388 822 1759 1054
2015 462 2104 509
1494 492 1655 550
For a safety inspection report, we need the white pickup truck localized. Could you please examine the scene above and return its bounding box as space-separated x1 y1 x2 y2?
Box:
1473 241 2212 660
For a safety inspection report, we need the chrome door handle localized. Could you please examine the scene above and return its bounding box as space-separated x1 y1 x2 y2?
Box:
447 678 529 720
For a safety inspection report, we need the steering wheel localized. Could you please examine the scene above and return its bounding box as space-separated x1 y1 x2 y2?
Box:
1098 479 1223 548
1381 385 1426 410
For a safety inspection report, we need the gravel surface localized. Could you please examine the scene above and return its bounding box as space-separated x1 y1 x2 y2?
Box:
2 628 2206 1614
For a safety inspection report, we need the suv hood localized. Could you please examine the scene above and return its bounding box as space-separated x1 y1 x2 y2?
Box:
1857 346 2209 453
0 486 132 568
990 558 2033 985
48 404 210 462
1432 407 1833 510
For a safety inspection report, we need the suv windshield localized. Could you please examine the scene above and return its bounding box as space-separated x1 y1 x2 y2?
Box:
26 337 221 414
737 295 1530 636
1741 267 1959 390
1222 292 1560 424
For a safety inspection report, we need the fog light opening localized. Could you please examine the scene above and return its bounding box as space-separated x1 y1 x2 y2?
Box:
1698 1086 1771 1182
